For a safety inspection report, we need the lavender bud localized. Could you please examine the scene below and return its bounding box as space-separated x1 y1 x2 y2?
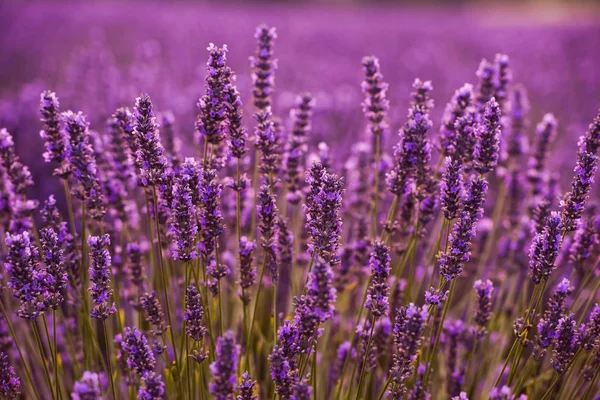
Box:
140 291 167 336
210 330 240 400
138 372 165 400
528 212 561 284
40 227 67 309
133 94 167 187
306 258 336 323
269 345 294 397
71 371 101 400
581 304 600 351
551 314 580 373
126 242 146 290
108 109 138 188
493 54 512 111
238 236 256 304
0 352 20 399
528 113 558 186
475 59 495 116
285 93 313 203
250 25 277 111
169 171 199 261
291 378 312 400
237 371 257 400
474 98 501 175
425 287 448 306
439 84 473 157
257 185 279 282
122 327 156 376
569 212 599 271
198 168 224 259
255 108 280 179
88 234 116 320
361 56 390 151
473 279 493 338
0 128 34 195
365 242 391 317
185 285 208 342
441 157 464 220
39 90 70 177
227 83 248 159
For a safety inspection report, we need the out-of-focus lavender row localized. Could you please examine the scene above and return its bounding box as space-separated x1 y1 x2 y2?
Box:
1 2 600 201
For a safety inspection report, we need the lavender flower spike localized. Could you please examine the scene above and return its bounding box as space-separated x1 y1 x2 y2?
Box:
198 167 224 259
285 93 314 203
138 372 166 400
169 173 198 261
40 227 67 310
255 107 280 179
133 93 167 187
439 84 473 157
40 90 70 177
257 184 279 282
88 234 116 320
185 285 208 342
473 279 493 339
238 236 257 304
534 279 572 359
365 242 391 317
0 128 34 194
121 327 156 376
551 314 580 373
440 156 464 220
581 304 600 351
528 212 562 284
237 371 257 400
210 330 240 400
527 113 557 187
361 56 390 151
140 291 167 336
474 98 501 175
227 83 248 159
307 257 337 322
0 352 20 399
250 24 277 111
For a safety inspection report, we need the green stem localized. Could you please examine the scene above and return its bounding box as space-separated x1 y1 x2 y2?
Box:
245 252 268 372
355 316 376 400
103 321 117 400
32 320 55 399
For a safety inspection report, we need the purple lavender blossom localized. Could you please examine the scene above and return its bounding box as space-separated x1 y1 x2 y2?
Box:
169 171 199 261
425 287 448 306
250 25 277 111
40 227 67 309
237 372 256 400
255 107 280 179
198 167 224 259
62 111 106 220
227 83 248 160
506 85 529 159
582 304 600 351
71 371 101 400
4 231 46 319
475 59 495 116
184 285 208 342
257 184 279 282
473 279 493 338
534 278 572 357
493 54 512 111
269 345 294 398
138 372 165 400
304 162 344 260
108 108 137 188
0 128 34 194
121 327 156 376
569 212 599 271
528 212 562 284
473 98 501 175
88 234 116 320
126 242 146 290
140 291 167 336
209 330 240 400
551 314 580 373
238 236 256 304
527 113 557 190
439 84 473 157
132 94 167 187
408 363 431 400
389 303 428 399
365 242 391 317
441 156 464 220
291 378 312 400
285 93 313 203
306 258 336 322
195 43 231 147
160 111 182 172
361 56 389 152
0 352 20 399
39 90 70 177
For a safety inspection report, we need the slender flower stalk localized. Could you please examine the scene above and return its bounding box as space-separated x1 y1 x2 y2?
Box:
39 90 70 177
210 331 240 400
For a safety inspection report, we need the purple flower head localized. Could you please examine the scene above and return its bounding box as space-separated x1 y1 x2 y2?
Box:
441 156 464 220
126 242 146 290
569 212 599 270
475 58 495 117
159 111 182 172
138 372 165 400
62 111 106 220
0 128 34 195
4 231 47 319
195 43 232 147
71 371 101 400
304 162 344 260
238 236 256 304
0 352 20 399
473 279 493 338
285 93 313 203
226 82 248 160
108 108 137 188
506 85 530 160
133 94 167 187
255 107 280 179
291 378 312 400
454 111 477 167
389 303 428 398
40 227 67 309
237 371 256 400
39 90 70 177
257 185 279 282
185 285 208 342
307 257 337 322
198 167 224 258
169 170 199 261
474 98 501 175
425 287 448 306
439 84 473 157
551 314 580 373
528 113 557 187
493 53 512 111
269 345 294 397
361 56 390 149
121 327 156 376
581 304 600 351
528 212 562 284
140 291 167 336
209 330 240 400
365 242 391 317
88 234 116 320
250 25 277 111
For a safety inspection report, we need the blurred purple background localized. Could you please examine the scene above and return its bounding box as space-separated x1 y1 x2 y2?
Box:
1 1 599 201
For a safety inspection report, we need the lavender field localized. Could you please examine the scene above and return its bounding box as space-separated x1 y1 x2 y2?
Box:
0 1 600 399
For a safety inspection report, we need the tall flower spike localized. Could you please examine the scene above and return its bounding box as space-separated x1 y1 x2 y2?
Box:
257 185 279 282
195 44 231 147
569 211 599 271
40 90 70 177
439 84 473 157
250 25 277 111
210 330 240 400
473 98 501 175
4 231 46 320
528 212 562 284
551 314 580 373
365 242 391 317
493 54 512 111
389 303 428 399
534 278 572 359
304 162 344 260
255 107 280 179
582 304 600 351
0 128 34 194
140 291 167 336
126 242 146 290
198 167 224 259
62 111 106 220
361 56 390 152
227 83 248 159
528 113 557 190
40 227 67 310
133 94 167 187
475 59 495 117
160 111 182 172
440 156 464 220
285 93 313 203
138 371 166 400
121 327 156 376
88 234 116 320
238 236 256 304
237 371 257 400
306 257 337 322
473 279 493 339
0 351 20 399
169 172 198 261
108 108 137 188
185 285 208 342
